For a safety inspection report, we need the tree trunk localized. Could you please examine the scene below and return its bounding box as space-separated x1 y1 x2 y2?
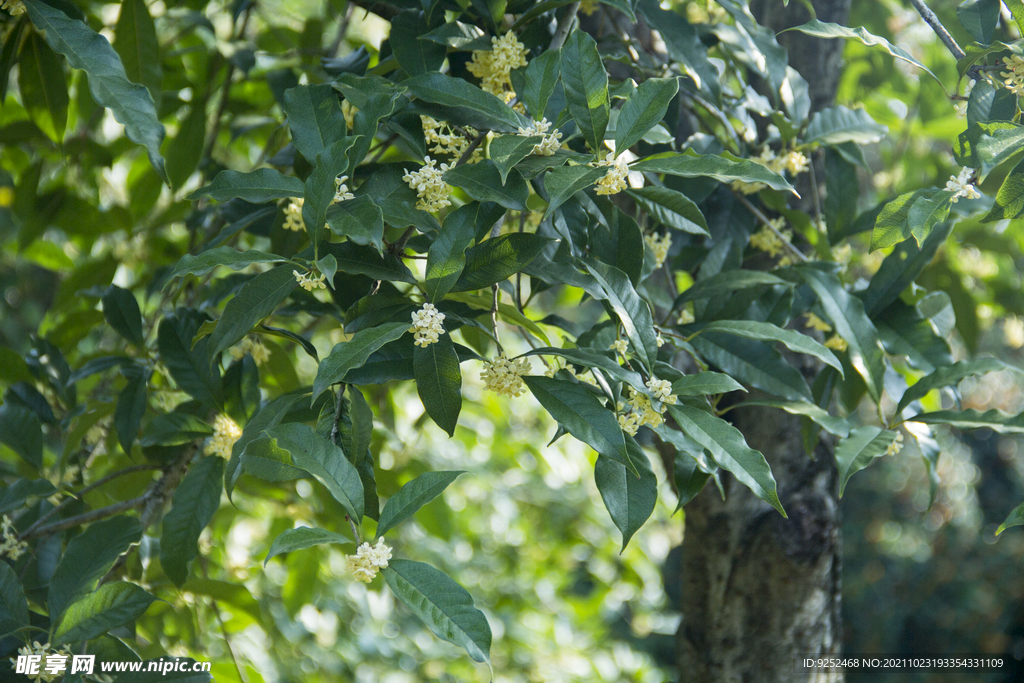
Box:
669 1 850 681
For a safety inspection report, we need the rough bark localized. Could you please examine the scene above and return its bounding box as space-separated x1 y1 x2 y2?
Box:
669 1 850 681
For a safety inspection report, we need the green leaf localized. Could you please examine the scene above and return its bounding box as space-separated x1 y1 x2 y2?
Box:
521 346 647 394
983 156 1024 222
208 265 298 359
139 412 213 447
690 333 813 402
799 268 885 403
319 241 417 283
897 358 1014 415
489 134 544 185
114 364 148 455
784 19 941 84
730 399 851 437
283 83 347 162
383 559 491 663
614 77 678 153
426 203 486 302
835 426 898 496
419 20 488 48
53 582 157 645
692 320 844 376
391 10 446 76
637 0 720 101
165 98 206 189
675 269 791 306
444 161 529 210
627 186 709 236
523 375 633 473
671 372 746 396
632 151 795 193
168 247 286 281
18 32 68 143
264 527 352 566
996 500 1024 535
976 124 1024 177
377 471 465 538
313 322 410 399
302 137 359 243
0 403 43 469
541 163 608 219
160 456 225 587
414 335 462 437
870 189 935 250
673 449 713 509
406 71 528 133
265 423 364 520
187 169 304 203
113 0 162 104
905 409 1024 433
860 221 953 316
0 562 29 639
958 0 1000 43
803 105 887 145
509 49 560 120
102 285 145 347
359 165 440 233
906 190 953 245
595 438 657 550
560 29 610 151
48 516 143 623
582 258 659 371
667 404 785 516
157 311 222 410
0 479 57 516
327 196 385 253
23 0 167 181
226 393 307 498
451 234 549 292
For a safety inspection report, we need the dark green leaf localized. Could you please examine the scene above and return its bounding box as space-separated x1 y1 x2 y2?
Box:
509 49 560 120
996 500 1024 535
489 134 544 185
0 403 43 468
897 358 1014 414
168 247 286 281
977 125 1024 177
160 456 224 586
327 196 385 253
208 265 298 359
860 221 953 316
187 169 304 203
414 335 462 437
614 77 678 153
451 234 548 292
48 516 143 623
637 0 720 101
406 71 528 133
906 409 1024 433
426 203 485 301
266 423 364 520
541 163 607 219
444 161 529 210
264 527 352 566
391 10 446 76
225 393 307 498
0 562 29 639
114 364 148 455
628 186 709 236
302 137 359 243
54 582 157 645
693 320 843 375
18 32 68 143
377 471 465 537
313 322 410 399
671 372 746 396
113 0 161 103
667 404 785 515
983 156 1024 222
523 375 632 472
836 426 898 496
595 438 657 550
675 270 790 306
560 29 609 151
283 83 347 162
633 151 794 193
958 0 1000 43
520 346 647 394
383 559 491 663
139 412 213 447
319 241 416 283
582 258 659 371
419 20 488 48
157 311 222 410
690 333 813 402
730 399 850 437
165 98 206 189
23 0 167 181
102 285 145 347
804 105 887 145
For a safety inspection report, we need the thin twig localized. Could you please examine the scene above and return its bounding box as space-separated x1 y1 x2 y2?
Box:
455 132 486 167
550 2 581 50
20 497 147 541
908 0 965 60
346 515 361 544
390 227 416 255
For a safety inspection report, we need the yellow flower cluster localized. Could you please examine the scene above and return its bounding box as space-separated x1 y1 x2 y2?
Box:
645 232 672 268
595 152 630 195
294 269 327 291
610 339 629 355
803 312 832 333
517 118 562 156
204 414 242 459
0 515 27 561
346 538 392 583
617 379 677 436
9 642 70 683
543 358 596 384
749 218 790 258
410 303 446 347
342 100 358 130
1002 55 1024 95
422 116 484 163
731 148 808 193
481 354 531 397
333 176 354 203
466 31 528 103
824 334 848 352
1 1 25 16
229 336 271 366
283 199 304 232
403 156 452 212
677 308 695 324
886 431 904 456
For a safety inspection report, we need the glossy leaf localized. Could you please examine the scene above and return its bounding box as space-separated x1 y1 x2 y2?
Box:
0 402 43 468
426 203 485 302
391 10 446 76
157 311 222 410
113 364 148 455
283 83 347 162
628 186 709 236
595 439 657 550
804 105 888 145
560 29 610 151
113 0 162 103
313 322 410 398
18 32 68 143
444 161 529 210
54 582 157 645
161 456 225 587
0 562 29 639
451 234 549 292
225 393 307 498
264 527 352 566
510 49 560 120
690 333 813 402
583 258 659 372
326 196 385 253
489 134 544 185
983 156 1024 222
905 409 1024 433
614 77 678 153
187 169 304 203
302 137 358 243
675 269 790 305
671 372 746 397
266 423 364 520
897 358 1014 414
692 320 844 375
632 151 794 193
377 471 465 538
542 163 607 218
836 426 898 496
208 265 297 359
996 500 1024 535
168 247 286 281
102 285 145 347
414 335 462 437
406 71 528 133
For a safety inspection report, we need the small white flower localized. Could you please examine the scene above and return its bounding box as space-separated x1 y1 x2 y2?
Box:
645 232 672 269
885 431 904 456
410 303 446 347
517 117 562 156
1 1 26 16
0 515 27 561
610 339 629 355
646 377 677 405
294 269 327 291
346 538 392 583
229 336 271 366
204 414 242 459
333 176 354 203
594 152 630 196
481 354 531 397
945 167 980 202
283 199 305 232
403 156 452 212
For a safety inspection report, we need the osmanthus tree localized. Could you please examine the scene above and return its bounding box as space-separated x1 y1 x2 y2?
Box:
1 0 1024 679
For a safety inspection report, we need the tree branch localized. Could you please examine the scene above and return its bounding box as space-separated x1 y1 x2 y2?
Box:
908 0 965 61
20 496 148 540
550 2 581 50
